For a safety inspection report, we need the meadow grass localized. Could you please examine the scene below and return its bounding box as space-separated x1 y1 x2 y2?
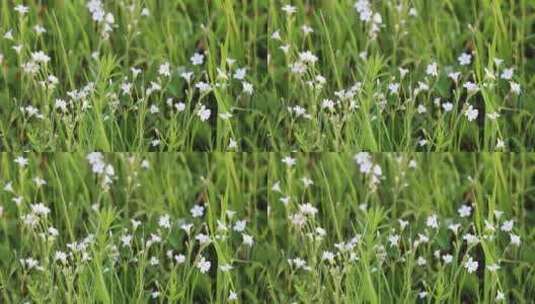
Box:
0 153 534 302
1 1 535 303
267 0 535 151
1 0 268 151
0 0 533 151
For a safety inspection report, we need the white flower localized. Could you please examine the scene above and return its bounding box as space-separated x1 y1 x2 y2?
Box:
299 51 318 64
448 72 461 83
195 233 210 245
426 62 438 77
399 67 409 78
463 233 479 245
288 257 307 270
299 203 318 216
464 256 478 273
21 257 40 270
510 81 521 95
280 44 290 54
281 156 296 167
22 61 39 75
417 256 427 266
228 138 237 149
158 62 171 77
418 291 428 299
281 4 297 15
158 214 171 229
496 138 505 149
388 83 400 94
302 25 314 35
4 29 13 40
354 152 371 165
321 251 335 263
487 111 500 120
509 233 520 246
442 254 453 264
31 203 51 216
14 4 29 15
13 44 23 54
496 291 505 301
500 68 514 80
463 81 479 94
195 81 211 93
181 71 194 82
32 51 50 63
271 181 281 192
417 104 427 114
242 81 254 95
196 256 211 273
54 99 68 112
33 177 46 187
175 102 186 112
321 99 335 110
228 291 238 301
448 223 461 234
180 223 193 234
174 254 186 264
141 160 150 169
234 68 247 80
149 104 159 114
149 256 159 266
464 105 479 122
398 219 409 230
388 234 400 247
458 53 472 65
4 182 13 193
233 220 246 232
190 204 205 218
47 226 59 237
242 233 254 246
500 220 513 232
120 234 133 247
426 214 439 229
190 53 204 65
197 105 211 121
302 177 314 188
457 204 472 217
442 102 453 112
131 67 142 78
54 251 68 264
34 25 46 35
131 219 142 230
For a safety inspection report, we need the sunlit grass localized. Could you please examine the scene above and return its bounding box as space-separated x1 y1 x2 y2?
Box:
0 153 534 302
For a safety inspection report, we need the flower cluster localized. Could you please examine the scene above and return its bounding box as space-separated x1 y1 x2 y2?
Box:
86 0 115 39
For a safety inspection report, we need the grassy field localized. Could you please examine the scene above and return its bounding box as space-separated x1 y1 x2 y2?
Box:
0 1 534 151
1 1 534 303
1 0 268 151
267 0 535 151
0 153 534 302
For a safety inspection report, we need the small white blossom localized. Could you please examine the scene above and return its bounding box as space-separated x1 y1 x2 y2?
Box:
190 53 204 65
464 256 478 273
